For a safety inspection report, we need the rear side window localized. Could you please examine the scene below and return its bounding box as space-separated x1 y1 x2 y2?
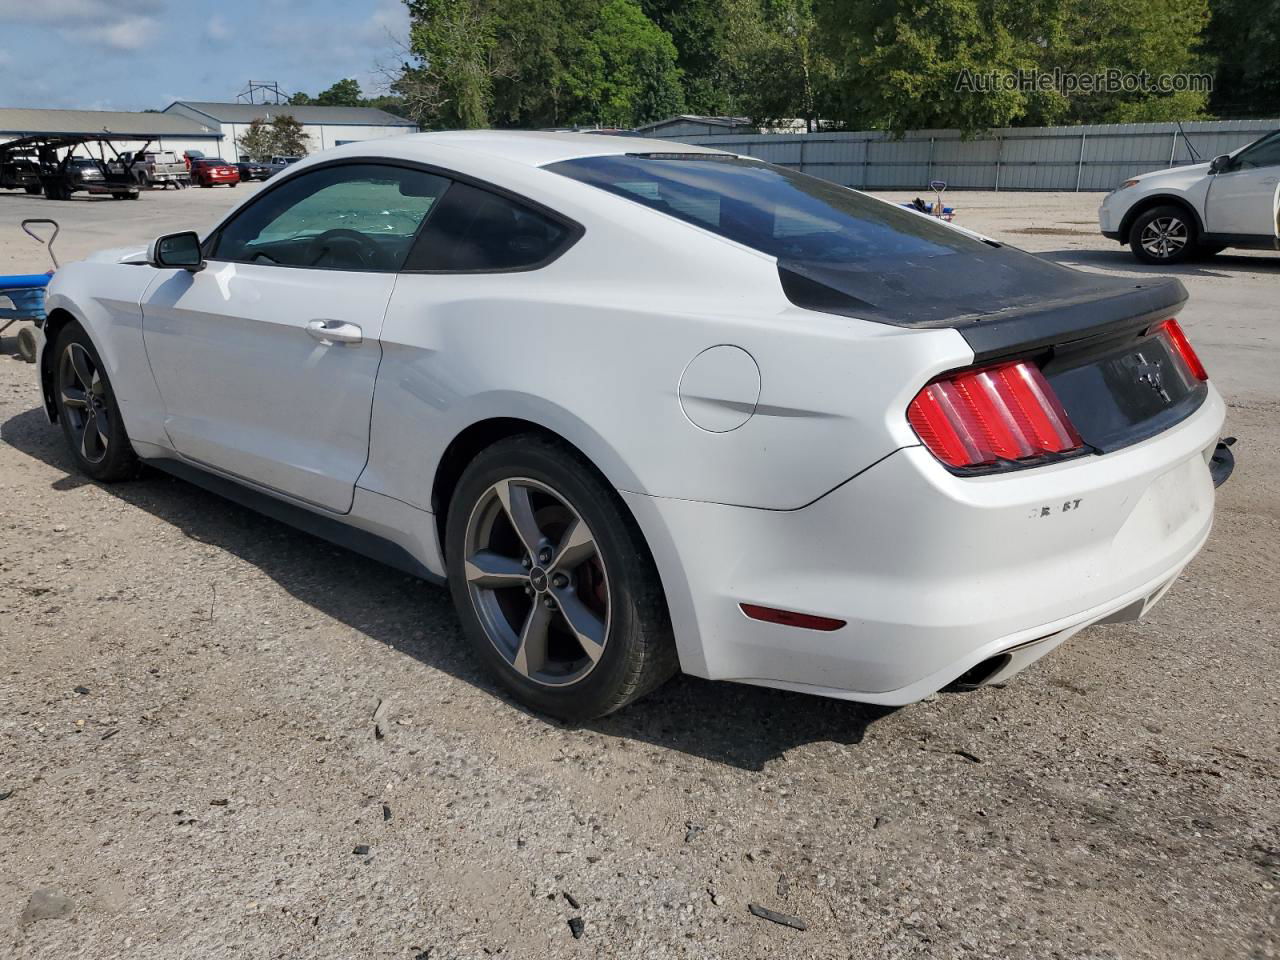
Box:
405 182 575 272
546 154 984 264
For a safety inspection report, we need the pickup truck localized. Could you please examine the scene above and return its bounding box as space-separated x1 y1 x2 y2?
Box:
115 150 189 189
1099 128 1280 264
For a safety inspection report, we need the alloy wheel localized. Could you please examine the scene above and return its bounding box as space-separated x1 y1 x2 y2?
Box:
1140 216 1188 259
58 342 111 464
463 477 611 687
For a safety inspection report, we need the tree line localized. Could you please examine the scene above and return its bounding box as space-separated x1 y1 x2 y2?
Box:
288 0 1278 135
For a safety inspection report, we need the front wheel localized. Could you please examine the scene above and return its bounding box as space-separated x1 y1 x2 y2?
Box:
1129 205 1197 265
51 323 139 482
445 434 677 720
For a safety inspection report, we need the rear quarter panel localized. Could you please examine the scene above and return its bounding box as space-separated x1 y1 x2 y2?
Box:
363 202 970 514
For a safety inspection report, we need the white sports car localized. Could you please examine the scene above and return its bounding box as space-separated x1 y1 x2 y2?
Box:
37 132 1233 719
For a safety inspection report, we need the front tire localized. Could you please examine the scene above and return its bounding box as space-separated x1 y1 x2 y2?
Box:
1129 205 1197 264
445 434 677 720
51 323 139 482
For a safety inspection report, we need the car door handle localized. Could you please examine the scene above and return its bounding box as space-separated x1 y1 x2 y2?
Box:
306 320 363 345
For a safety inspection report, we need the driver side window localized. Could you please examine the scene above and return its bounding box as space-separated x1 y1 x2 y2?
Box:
213 163 450 272
1236 131 1280 170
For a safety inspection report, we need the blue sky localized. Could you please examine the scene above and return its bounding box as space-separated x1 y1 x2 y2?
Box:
0 0 410 112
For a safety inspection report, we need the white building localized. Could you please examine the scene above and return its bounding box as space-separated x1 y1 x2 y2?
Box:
162 101 418 159
0 107 222 158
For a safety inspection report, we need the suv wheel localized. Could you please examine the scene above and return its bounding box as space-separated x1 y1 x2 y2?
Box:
1129 205 1197 264
445 435 677 720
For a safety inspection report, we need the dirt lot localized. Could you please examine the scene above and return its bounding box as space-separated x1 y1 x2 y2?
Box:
1 185 1277 960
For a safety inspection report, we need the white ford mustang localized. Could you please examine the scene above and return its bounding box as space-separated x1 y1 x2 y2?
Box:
37 131 1232 719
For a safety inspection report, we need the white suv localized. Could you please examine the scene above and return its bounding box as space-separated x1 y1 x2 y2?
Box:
1099 128 1280 264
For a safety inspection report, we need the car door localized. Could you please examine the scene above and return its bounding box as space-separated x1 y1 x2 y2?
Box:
140 161 450 513
1205 131 1280 237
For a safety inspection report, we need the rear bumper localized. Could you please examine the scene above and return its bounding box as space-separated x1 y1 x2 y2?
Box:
626 386 1226 703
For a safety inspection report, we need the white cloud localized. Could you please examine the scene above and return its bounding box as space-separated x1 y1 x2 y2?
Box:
205 15 232 43
0 0 163 23
0 0 165 52
67 15 160 51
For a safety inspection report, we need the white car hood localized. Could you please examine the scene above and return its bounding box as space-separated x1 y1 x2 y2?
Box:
85 245 148 265
1127 161 1211 189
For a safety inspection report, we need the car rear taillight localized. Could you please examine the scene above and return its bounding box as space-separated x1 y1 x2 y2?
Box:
907 360 1083 469
1150 318 1207 381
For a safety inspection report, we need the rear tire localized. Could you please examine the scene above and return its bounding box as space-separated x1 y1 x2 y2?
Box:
445 434 677 720
1128 205 1197 265
51 322 139 482
24 184 41 195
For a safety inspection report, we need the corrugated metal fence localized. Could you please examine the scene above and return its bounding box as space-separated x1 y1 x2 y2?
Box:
654 119 1280 191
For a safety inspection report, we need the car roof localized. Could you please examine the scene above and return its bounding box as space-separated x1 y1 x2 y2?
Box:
386 130 732 168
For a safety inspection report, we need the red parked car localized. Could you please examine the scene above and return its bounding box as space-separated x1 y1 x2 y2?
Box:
190 158 240 188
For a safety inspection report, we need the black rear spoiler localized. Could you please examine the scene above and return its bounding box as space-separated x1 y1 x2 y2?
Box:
956 278 1189 364
779 257 1189 366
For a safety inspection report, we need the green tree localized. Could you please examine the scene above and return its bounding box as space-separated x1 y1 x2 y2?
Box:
641 0 732 114
564 0 684 127
235 118 276 161
234 114 312 159
288 92 314 105
1202 0 1280 117
269 114 312 156
723 0 834 130
815 0 1060 135
315 77 364 106
1041 0 1211 123
488 0 586 126
404 0 499 128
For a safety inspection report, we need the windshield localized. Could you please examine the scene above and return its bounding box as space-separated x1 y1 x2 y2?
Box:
547 154 986 264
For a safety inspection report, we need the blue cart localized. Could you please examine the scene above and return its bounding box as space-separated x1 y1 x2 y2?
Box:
0 219 58 363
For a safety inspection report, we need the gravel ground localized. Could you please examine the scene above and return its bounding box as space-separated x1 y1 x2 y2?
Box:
1 184 1277 960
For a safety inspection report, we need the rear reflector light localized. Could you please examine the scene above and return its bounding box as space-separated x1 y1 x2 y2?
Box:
908 360 1083 469
740 603 846 632
1150 318 1207 381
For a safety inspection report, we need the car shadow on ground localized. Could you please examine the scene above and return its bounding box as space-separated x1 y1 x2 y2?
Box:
1037 246 1280 278
2 403 894 772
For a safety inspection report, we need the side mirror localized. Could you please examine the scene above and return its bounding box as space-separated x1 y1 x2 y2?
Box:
148 231 204 272
1208 154 1231 175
